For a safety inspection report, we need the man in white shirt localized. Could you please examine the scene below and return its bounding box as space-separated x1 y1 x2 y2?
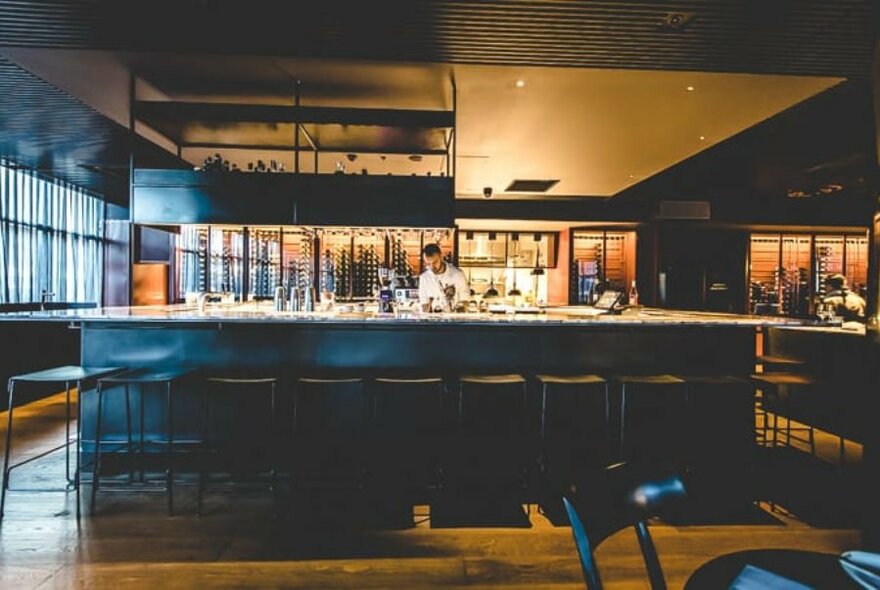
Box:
418 243 470 312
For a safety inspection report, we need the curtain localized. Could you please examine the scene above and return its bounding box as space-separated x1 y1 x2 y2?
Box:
0 160 105 304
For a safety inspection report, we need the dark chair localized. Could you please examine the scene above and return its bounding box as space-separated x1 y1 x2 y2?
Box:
615 375 687 462
678 375 754 507
90 367 193 515
455 374 529 481
533 374 613 505
291 376 368 488
370 375 447 495
839 550 880 589
2 365 123 522
751 373 817 455
197 372 281 515
562 462 687 590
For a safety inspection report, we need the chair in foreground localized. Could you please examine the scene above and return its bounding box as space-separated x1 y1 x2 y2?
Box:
562 462 687 590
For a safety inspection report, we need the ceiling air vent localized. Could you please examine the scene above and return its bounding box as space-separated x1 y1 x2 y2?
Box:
505 179 559 193
656 200 710 220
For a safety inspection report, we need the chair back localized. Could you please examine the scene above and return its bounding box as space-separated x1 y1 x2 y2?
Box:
563 462 687 590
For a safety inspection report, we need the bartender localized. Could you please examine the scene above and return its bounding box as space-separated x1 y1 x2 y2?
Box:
419 243 470 312
822 273 866 322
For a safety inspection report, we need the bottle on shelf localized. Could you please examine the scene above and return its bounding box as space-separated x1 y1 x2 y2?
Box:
628 280 639 306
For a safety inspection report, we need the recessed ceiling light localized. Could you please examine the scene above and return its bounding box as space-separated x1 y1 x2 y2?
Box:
686 85 695 92
515 79 526 88
699 135 706 141
628 174 635 179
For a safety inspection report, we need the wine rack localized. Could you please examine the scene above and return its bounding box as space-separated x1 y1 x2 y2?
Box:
845 236 868 297
175 224 455 302
176 226 208 300
248 229 281 300
748 232 868 316
570 230 635 304
282 228 314 296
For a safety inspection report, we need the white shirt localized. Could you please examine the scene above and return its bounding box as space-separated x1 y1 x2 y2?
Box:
418 262 470 310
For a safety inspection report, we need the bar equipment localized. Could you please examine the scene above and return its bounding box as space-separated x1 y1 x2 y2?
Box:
273 284 286 311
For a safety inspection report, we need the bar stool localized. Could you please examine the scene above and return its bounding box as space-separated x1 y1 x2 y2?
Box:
291 376 368 488
197 372 280 516
534 374 612 473
755 355 805 439
679 375 754 506
750 373 816 454
615 375 687 462
2 365 123 522
90 367 193 516
456 374 529 485
370 375 447 493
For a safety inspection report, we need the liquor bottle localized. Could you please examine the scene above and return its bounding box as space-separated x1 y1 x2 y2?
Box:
628 280 639 306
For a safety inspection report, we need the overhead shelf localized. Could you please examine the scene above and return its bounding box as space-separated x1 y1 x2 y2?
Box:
134 100 454 156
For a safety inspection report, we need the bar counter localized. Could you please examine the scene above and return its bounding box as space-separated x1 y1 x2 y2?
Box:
0 303 814 377
0 305 824 489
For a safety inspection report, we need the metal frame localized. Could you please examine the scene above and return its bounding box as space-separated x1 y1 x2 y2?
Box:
90 376 179 516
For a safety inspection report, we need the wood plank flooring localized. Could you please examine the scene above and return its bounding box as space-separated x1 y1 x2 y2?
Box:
0 392 863 589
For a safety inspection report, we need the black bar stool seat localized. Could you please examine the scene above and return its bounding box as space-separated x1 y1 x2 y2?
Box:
198 371 281 515
2 365 123 522
460 374 525 385
756 355 806 371
618 374 685 386
91 367 193 516
534 374 606 385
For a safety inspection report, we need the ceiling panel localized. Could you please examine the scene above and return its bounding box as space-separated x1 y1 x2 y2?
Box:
0 0 875 78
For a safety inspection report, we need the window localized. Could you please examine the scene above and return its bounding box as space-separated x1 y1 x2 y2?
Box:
0 161 105 304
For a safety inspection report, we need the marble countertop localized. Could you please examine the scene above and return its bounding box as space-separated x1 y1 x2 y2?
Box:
0 303 817 328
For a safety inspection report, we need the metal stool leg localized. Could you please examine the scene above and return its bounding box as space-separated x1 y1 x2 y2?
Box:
125 385 133 483
539 383 548 473
90 381 105 515
139 386 146 483
166 381 173 516
619 383 627 461
270 381 278 497
75 379 83 521
772 411 779 448
839 436 846 468
1 381 15 520
198 387 208 517
65 381 72 484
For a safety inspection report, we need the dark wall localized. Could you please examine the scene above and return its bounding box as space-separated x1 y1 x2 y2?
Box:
656 226 748 313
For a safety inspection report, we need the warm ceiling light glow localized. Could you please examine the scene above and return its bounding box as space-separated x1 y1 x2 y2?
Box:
686 85 695 91
699 135 706 141
515 79 526 88
628 174 635 179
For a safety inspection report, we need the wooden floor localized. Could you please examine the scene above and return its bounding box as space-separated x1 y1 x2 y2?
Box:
0 392 863 589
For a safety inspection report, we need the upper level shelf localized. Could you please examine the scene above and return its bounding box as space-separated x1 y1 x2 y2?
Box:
134 100 454 156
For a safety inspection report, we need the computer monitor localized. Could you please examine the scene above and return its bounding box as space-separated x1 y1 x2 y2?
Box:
594 290 622 310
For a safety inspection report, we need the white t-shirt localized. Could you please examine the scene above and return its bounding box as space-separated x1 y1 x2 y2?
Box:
418 263 470 310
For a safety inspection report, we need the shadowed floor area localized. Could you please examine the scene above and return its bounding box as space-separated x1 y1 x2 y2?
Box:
0 392 863 588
